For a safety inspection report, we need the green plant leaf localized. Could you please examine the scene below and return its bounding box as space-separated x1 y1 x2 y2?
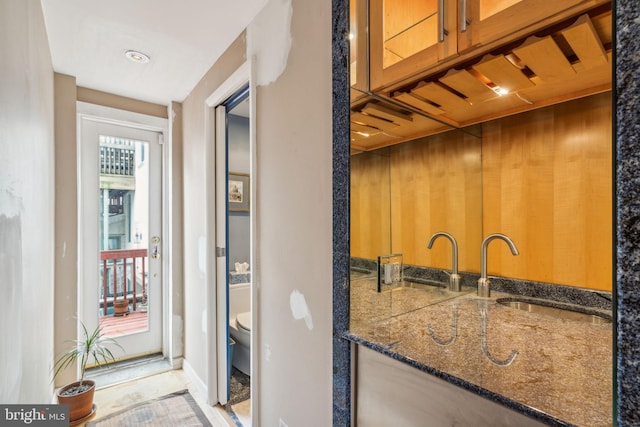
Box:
53 321 123 385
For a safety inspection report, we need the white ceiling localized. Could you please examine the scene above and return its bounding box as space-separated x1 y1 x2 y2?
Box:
40 0 268 106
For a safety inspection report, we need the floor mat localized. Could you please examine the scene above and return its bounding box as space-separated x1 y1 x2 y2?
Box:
87 389 212 426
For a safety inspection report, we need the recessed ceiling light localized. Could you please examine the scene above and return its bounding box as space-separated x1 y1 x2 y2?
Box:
125 50 150 64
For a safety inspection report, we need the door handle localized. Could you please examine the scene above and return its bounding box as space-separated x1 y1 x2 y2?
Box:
151 236 161 259
438 0 448 42
460 0 470 33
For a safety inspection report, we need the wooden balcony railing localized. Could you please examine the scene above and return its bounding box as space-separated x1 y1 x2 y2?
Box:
99 144 135 176
99 249 147 316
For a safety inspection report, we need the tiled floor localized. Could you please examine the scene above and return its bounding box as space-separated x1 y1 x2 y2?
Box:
76 370 236 426
229 398 251 426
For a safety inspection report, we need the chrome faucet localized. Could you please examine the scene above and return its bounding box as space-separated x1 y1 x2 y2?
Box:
478 233 519 297
427 232 461 292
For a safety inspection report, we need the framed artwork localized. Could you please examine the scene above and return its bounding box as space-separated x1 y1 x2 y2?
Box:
228 172 250 212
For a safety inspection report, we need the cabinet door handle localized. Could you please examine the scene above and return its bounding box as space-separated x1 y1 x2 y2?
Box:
438 0 448 42
460 0 470 32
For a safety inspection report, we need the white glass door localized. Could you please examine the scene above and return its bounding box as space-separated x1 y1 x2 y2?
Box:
80 117 163 359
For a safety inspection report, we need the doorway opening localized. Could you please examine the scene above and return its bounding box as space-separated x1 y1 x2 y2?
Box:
78 103 172 386
203 60 256 425
219 85 252 426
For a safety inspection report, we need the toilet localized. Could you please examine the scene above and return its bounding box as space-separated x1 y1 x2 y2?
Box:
229 282 251 376
230 311 251 375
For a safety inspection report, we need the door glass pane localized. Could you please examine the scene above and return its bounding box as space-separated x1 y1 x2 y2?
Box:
97 135 150 338
383 0 439 69
350 0 358 86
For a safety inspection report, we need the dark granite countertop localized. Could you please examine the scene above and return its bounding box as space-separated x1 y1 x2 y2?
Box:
346 278 613 427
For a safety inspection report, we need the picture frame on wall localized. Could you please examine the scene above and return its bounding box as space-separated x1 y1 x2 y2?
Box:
228 172 250 212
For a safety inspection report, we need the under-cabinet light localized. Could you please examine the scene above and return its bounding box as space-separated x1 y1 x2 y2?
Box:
493 86 509 96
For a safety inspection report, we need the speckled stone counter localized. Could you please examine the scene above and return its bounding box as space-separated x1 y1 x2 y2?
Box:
350 276 474 325
346 284 613 427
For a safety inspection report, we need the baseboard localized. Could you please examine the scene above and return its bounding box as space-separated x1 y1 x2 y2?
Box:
182 359 208 403
170 355 184 370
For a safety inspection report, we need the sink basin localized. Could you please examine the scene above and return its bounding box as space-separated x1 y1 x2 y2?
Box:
497 298 612 325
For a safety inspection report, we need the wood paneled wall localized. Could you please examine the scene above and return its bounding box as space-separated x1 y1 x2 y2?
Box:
482 92 612 291
390 130 483 272
351 92 612 291
351 150 392 260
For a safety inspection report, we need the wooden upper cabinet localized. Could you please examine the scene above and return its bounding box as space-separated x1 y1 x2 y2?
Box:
369 0 458 91
351 0 369 99
351 0 612 152
365 0 610 91
458 0 610 52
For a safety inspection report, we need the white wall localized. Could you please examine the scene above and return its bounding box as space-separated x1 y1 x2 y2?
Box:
53 73 78 388
0 0 55 403
181 0 333 423
250 1 333 424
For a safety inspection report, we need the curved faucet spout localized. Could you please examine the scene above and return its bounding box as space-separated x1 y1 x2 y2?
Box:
478 233 519 297
480 233 519 279
427 232 461 292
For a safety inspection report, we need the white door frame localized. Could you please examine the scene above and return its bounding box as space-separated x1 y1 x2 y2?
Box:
204 58 258 419
76 102 174 362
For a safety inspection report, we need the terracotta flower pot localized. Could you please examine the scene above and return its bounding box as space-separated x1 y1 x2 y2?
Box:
114 299 129 316
56 380 95 422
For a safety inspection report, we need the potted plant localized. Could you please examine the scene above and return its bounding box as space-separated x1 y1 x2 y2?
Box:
113 279 129 316
53 322 123 423
113 297 129 316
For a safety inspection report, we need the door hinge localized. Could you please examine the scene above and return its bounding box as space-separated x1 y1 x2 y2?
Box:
216 247 226 257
